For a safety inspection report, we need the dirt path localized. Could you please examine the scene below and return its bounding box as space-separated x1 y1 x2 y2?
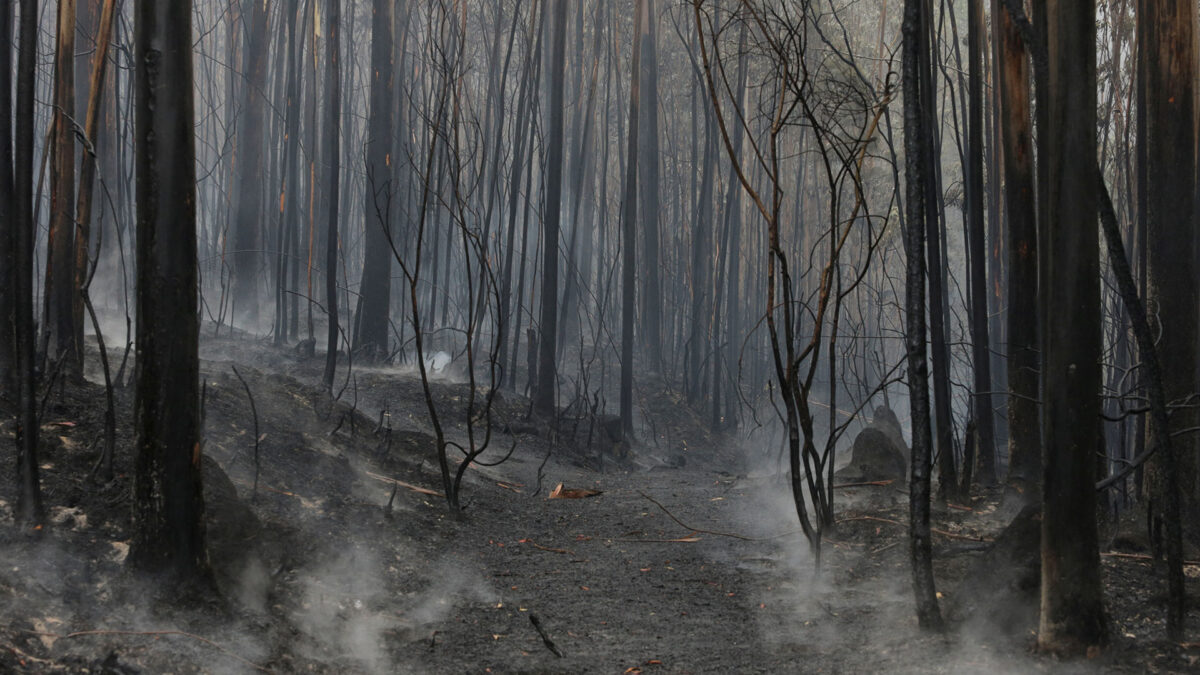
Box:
426 466 773 673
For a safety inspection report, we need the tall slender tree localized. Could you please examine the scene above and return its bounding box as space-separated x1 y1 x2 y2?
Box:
353 0 396 357
0 0 14 394
918 0 957 501
13 0 41 527
902 0 942 631
230 0 270 327
619 0 645 435
637 0 661 368
323 0 343 390
274 0 304 346
534 0 568 418
72 0 118 361
130 0 209 581
965 0 995 486
45 0 79 375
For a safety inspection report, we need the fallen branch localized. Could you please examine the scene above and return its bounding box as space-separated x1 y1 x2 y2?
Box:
25 629 271 673
518 538 575 555
1102 551 1200 567
548 483 602 499
365 470 442 497
615 534 703 543
259 484 299 499
833 480 894 489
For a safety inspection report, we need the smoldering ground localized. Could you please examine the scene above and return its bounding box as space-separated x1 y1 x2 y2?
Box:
2 333 1192 673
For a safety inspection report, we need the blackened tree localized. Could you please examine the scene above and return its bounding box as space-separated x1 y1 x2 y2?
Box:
1037 0 1106 652
130 0 209 581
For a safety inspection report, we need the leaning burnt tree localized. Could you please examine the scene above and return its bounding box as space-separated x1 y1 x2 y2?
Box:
695 1 894 566
129 0 209 581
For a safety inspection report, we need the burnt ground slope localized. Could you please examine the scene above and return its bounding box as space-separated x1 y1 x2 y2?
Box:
0 336 1198 673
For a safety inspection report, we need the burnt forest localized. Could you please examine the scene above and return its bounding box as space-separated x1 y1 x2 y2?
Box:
2 0 1199 672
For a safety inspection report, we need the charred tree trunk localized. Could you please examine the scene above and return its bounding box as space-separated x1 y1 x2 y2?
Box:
12 0 41 527
965 0 995 486
45 0 79 376
1 0 13 394
72 0 118 358
498 3 542 390
230 0 270 328
1142 0 1195 640
919 0 957 502
902 0 943 630
637 0 661 368
689 102 715 406
619 0 644 437
130 0 209 582
352 0 396 358
274 0 303 346
534 0 567 418
323 0 342 390
1038 0 1107 652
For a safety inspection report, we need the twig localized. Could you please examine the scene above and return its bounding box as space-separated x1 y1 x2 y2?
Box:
230 365 261 500
25 629 272 673
871 540 903 555
528 614 564 657
833 480 894 489
520 539 576 555
615 534 702 544
1102 551 1200 567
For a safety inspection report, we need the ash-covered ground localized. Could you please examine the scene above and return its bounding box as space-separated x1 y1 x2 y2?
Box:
1 333 1197 673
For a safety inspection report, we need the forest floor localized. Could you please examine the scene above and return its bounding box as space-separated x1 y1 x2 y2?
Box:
2 332 1199 673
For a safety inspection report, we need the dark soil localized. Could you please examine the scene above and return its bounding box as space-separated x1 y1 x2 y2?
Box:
2 335 1199 673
